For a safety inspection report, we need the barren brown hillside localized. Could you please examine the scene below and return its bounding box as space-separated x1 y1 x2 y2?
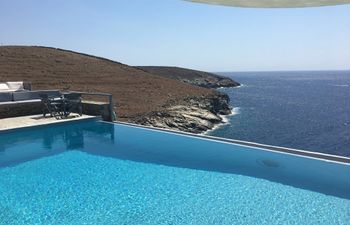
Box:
0 46 218 120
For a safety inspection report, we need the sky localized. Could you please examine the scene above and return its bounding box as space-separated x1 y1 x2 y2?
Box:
0 0 350 72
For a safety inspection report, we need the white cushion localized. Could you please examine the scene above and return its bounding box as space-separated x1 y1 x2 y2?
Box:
0 83 9 91
6 82 24 91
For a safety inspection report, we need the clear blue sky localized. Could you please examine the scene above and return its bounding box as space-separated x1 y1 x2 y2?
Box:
1 0 349 72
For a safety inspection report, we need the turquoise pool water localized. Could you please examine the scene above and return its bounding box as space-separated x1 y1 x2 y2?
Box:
0 120 349 224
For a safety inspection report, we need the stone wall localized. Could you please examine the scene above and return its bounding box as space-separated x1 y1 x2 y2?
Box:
0 101 42 119
81 101 112 121
0 100 112 120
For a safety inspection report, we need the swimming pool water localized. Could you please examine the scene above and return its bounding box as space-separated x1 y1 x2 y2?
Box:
0 120 349 224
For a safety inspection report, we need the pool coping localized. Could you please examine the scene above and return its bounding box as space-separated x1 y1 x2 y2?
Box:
0 115 100 133
109 121 350 165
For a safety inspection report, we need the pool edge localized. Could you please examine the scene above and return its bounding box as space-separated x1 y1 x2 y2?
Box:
0 116 101 133
108 121 350 165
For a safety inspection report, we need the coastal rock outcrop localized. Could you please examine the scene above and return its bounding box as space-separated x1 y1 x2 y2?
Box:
134 93 231 133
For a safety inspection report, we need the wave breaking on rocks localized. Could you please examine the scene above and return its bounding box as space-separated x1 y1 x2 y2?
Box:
133 93 234 134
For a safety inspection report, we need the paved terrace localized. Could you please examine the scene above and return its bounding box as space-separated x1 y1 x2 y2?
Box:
0 114 97 131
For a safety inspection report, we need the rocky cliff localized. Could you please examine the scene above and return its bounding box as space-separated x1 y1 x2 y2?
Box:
133 93 231 133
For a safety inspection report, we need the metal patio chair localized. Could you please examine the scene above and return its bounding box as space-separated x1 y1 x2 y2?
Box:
39 93 65 120
62 93 83 117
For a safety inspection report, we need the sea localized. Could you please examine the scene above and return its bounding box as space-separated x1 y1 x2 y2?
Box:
207 70 350 157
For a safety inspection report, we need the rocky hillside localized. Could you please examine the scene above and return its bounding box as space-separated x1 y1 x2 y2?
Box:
137 66 240 88
0 46 234 133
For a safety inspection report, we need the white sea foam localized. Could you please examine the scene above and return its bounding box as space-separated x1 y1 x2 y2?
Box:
332 84 349 87
217 84 245 90
202 107 240 135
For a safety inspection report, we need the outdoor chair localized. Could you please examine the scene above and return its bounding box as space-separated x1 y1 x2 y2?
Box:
39 92 82 120
39 93 65 120
63 93 83 117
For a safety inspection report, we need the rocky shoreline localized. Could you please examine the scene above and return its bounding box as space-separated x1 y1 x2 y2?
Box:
131 66 238 133
132 92 232 134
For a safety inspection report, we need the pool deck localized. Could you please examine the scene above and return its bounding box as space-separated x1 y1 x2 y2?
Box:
0 114 98 131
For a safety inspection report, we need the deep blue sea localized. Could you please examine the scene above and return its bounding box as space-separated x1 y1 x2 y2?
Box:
209 71 350 157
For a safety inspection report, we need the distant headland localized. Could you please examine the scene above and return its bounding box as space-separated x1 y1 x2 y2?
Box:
136 66 240 88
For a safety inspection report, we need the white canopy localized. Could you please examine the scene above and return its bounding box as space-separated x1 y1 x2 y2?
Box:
187 0 350 8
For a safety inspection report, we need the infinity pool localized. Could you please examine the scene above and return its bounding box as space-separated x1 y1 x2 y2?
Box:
0 120 349 224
